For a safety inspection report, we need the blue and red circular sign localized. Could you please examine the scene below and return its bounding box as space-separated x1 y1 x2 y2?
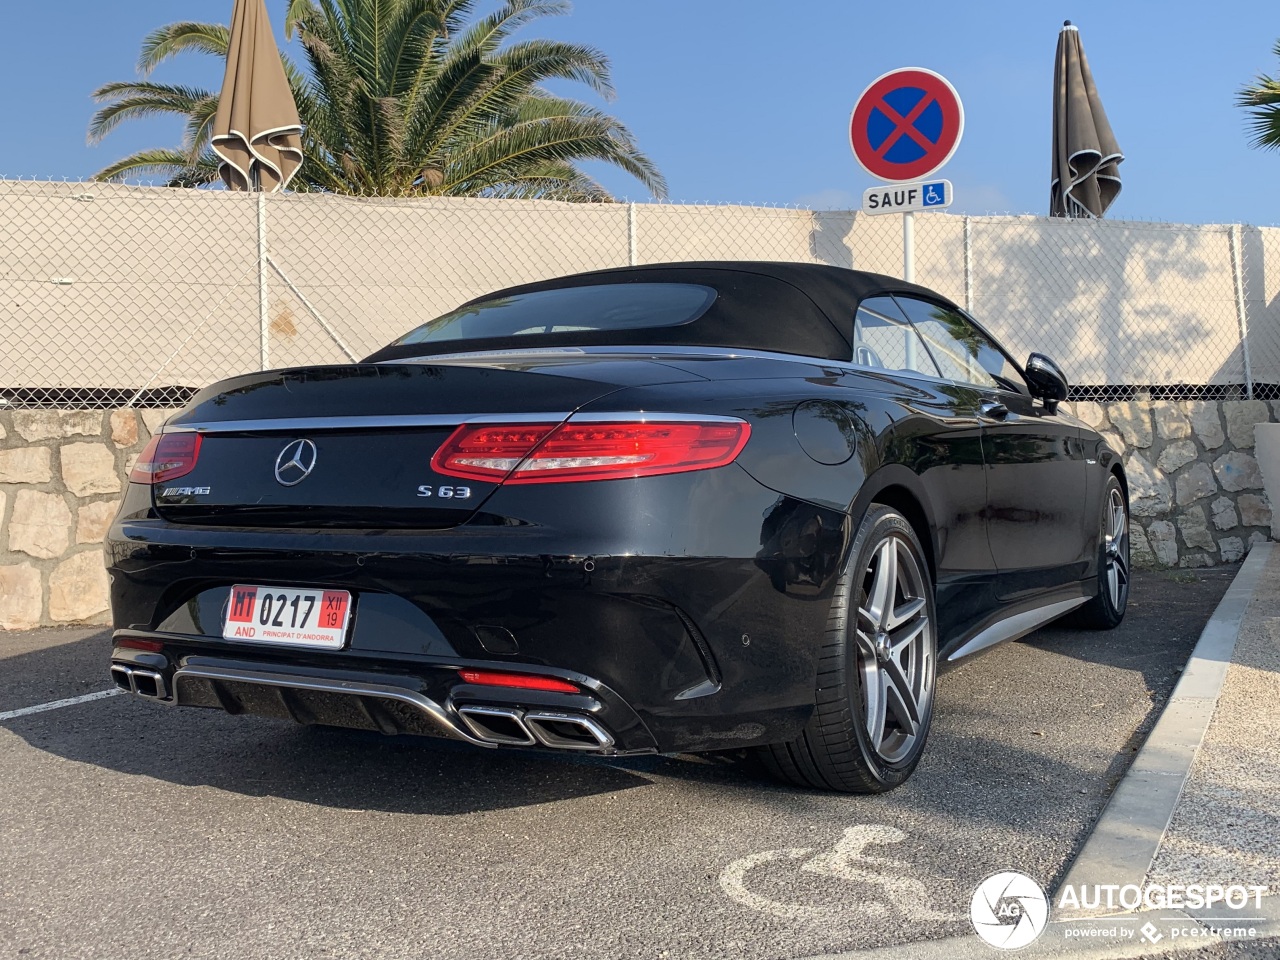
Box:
850 68 964 182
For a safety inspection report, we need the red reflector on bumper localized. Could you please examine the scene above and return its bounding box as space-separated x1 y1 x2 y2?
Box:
115 638 164 652
457 669 579 694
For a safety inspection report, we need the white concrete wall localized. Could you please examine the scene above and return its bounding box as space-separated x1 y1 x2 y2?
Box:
4 180 1276 397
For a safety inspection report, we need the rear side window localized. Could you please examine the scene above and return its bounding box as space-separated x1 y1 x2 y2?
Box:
853 297 941 378
392 283 717 346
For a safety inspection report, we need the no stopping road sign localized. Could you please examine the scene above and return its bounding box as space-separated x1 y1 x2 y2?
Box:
850 67 964 183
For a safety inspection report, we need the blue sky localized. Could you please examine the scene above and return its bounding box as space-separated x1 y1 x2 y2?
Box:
2 1 1277 223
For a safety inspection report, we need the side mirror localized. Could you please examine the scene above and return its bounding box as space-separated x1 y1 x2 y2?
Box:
1025 353 1068 413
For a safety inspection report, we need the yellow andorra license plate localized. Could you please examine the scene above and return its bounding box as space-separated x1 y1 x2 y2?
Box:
222 585 352 649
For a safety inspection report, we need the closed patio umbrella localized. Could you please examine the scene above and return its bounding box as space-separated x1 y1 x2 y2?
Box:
211 0 303 192
1050 21 1123 218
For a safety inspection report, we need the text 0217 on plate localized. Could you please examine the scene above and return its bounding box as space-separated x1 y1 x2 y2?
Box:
223 585 352 649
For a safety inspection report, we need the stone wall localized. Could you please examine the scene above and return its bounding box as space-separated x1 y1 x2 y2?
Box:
1070 399 1276 567
0 408 177 629
0 401 1275 629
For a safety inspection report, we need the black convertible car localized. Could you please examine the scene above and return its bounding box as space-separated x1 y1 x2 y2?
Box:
106 262 1129 793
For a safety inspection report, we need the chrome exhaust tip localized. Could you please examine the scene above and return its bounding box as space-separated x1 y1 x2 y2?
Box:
131 668 168 699
109 663 134 693
457 705 536 746
523 711 614 751
109 664 168 700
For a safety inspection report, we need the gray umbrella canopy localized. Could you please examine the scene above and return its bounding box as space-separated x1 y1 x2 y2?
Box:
211 0 303 192
1051 21 1123 218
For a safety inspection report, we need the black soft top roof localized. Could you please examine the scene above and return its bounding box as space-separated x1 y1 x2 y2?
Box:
364 261 958 364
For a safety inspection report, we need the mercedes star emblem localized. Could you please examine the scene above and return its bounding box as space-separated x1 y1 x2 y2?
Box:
274 438 318 486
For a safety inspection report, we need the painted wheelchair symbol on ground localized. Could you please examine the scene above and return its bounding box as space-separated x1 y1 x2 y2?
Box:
720 824 955 922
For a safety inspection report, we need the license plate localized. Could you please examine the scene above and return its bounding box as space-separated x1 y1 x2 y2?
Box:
222 585 352 649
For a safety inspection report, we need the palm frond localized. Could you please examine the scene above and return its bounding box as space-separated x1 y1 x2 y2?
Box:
1238 69 1280 150
382 0 448 98
91 147 220 185
137 21 229 75
183 93 222 154
441 114 666 198
88 82 217 144
480 160 612 201
449 0 570 62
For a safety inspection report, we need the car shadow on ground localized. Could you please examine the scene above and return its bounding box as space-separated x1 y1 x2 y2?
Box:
0 566 1235 821
2 684 1121 824
0 641 1160 827
1015 565 1238 683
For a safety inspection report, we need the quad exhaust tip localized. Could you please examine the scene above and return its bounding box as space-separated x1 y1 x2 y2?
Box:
110 664 168 700
457 705 537 746
523 710 614 751
456 704 614 751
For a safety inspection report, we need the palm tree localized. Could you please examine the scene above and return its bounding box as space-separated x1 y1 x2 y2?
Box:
88 0 665 200
1237 40 1280 151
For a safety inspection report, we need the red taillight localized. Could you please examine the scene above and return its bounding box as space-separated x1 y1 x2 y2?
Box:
129 432 202 485
430 424 559 482
457 669 580 694
431 420 750 484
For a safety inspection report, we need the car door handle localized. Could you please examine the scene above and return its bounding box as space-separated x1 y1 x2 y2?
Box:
978 400 1010 421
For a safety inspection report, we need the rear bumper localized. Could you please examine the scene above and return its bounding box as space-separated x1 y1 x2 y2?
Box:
105 488 849 753
109 643 655 754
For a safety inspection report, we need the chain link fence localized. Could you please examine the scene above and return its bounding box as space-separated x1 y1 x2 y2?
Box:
2 178 1275 408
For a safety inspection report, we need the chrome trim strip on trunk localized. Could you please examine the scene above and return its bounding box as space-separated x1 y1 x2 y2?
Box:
568 411 748 424
164 411 747 434
946 596 1089 661
164 412 573 434
170 665 496 747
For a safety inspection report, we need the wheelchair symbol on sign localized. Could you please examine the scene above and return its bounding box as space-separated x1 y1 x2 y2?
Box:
924 184 944 206
719 824 954 921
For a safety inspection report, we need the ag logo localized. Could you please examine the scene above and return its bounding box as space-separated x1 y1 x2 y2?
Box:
970 871 1049 949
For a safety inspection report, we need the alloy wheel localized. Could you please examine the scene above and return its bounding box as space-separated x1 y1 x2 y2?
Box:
1104 487 1130 611
854 535 935 764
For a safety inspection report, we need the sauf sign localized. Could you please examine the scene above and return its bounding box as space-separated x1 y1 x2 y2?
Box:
862 179 953 215
850 67 964 279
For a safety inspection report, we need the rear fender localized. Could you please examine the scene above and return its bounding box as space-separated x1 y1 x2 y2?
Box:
847 465 940 580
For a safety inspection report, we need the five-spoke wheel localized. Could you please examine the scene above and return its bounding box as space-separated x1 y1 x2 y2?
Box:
1103 485 1129 612
1073 474 1130 629
757 504 937 792
854 536 934 765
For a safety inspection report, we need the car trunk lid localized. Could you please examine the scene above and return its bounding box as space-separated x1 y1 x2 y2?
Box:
150 360 700 528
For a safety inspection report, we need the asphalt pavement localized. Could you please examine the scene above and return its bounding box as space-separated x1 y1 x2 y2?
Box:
0 567 1238 960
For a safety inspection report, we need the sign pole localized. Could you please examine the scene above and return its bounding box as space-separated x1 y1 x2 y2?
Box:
850 66 964 286
902 211 915 283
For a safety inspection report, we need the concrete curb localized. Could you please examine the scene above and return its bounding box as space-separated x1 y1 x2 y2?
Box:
803 546 1275 959
1055 542 1271 913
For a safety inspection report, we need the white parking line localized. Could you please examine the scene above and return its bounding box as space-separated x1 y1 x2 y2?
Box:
0 688 123 721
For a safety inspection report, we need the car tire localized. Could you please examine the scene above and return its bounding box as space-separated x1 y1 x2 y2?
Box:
1070 475 1130 630
755 504 937 793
